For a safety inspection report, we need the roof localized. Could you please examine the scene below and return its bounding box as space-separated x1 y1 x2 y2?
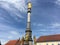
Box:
5 40 21 45
36 34 60 42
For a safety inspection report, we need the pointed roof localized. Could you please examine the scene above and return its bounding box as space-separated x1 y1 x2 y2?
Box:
36 34 60 42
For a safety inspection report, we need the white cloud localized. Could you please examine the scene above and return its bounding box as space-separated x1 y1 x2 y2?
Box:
10 31 18 35
0 0 27 23
0 39 8 45
52 23 60 27
48 23 60 28
36 29 47 32
0 24 25 44
0 24 18 31
33 23 60 39
0 0 27 12
55 0 60 5
8 36 13 39
32 23 44 27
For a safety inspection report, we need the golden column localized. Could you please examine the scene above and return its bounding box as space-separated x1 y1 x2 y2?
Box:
24 0 33 45
25 0 32 41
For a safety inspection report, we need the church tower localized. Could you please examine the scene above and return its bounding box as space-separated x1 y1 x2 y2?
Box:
24 0 33 45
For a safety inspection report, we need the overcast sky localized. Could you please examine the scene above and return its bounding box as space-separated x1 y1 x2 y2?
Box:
0 0 60 44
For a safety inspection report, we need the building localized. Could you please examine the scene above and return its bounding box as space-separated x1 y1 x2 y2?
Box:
36 34 60 45
5 40 20 45
5 38 21 45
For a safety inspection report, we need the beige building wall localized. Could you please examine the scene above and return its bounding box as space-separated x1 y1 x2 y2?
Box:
37 41 60 45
